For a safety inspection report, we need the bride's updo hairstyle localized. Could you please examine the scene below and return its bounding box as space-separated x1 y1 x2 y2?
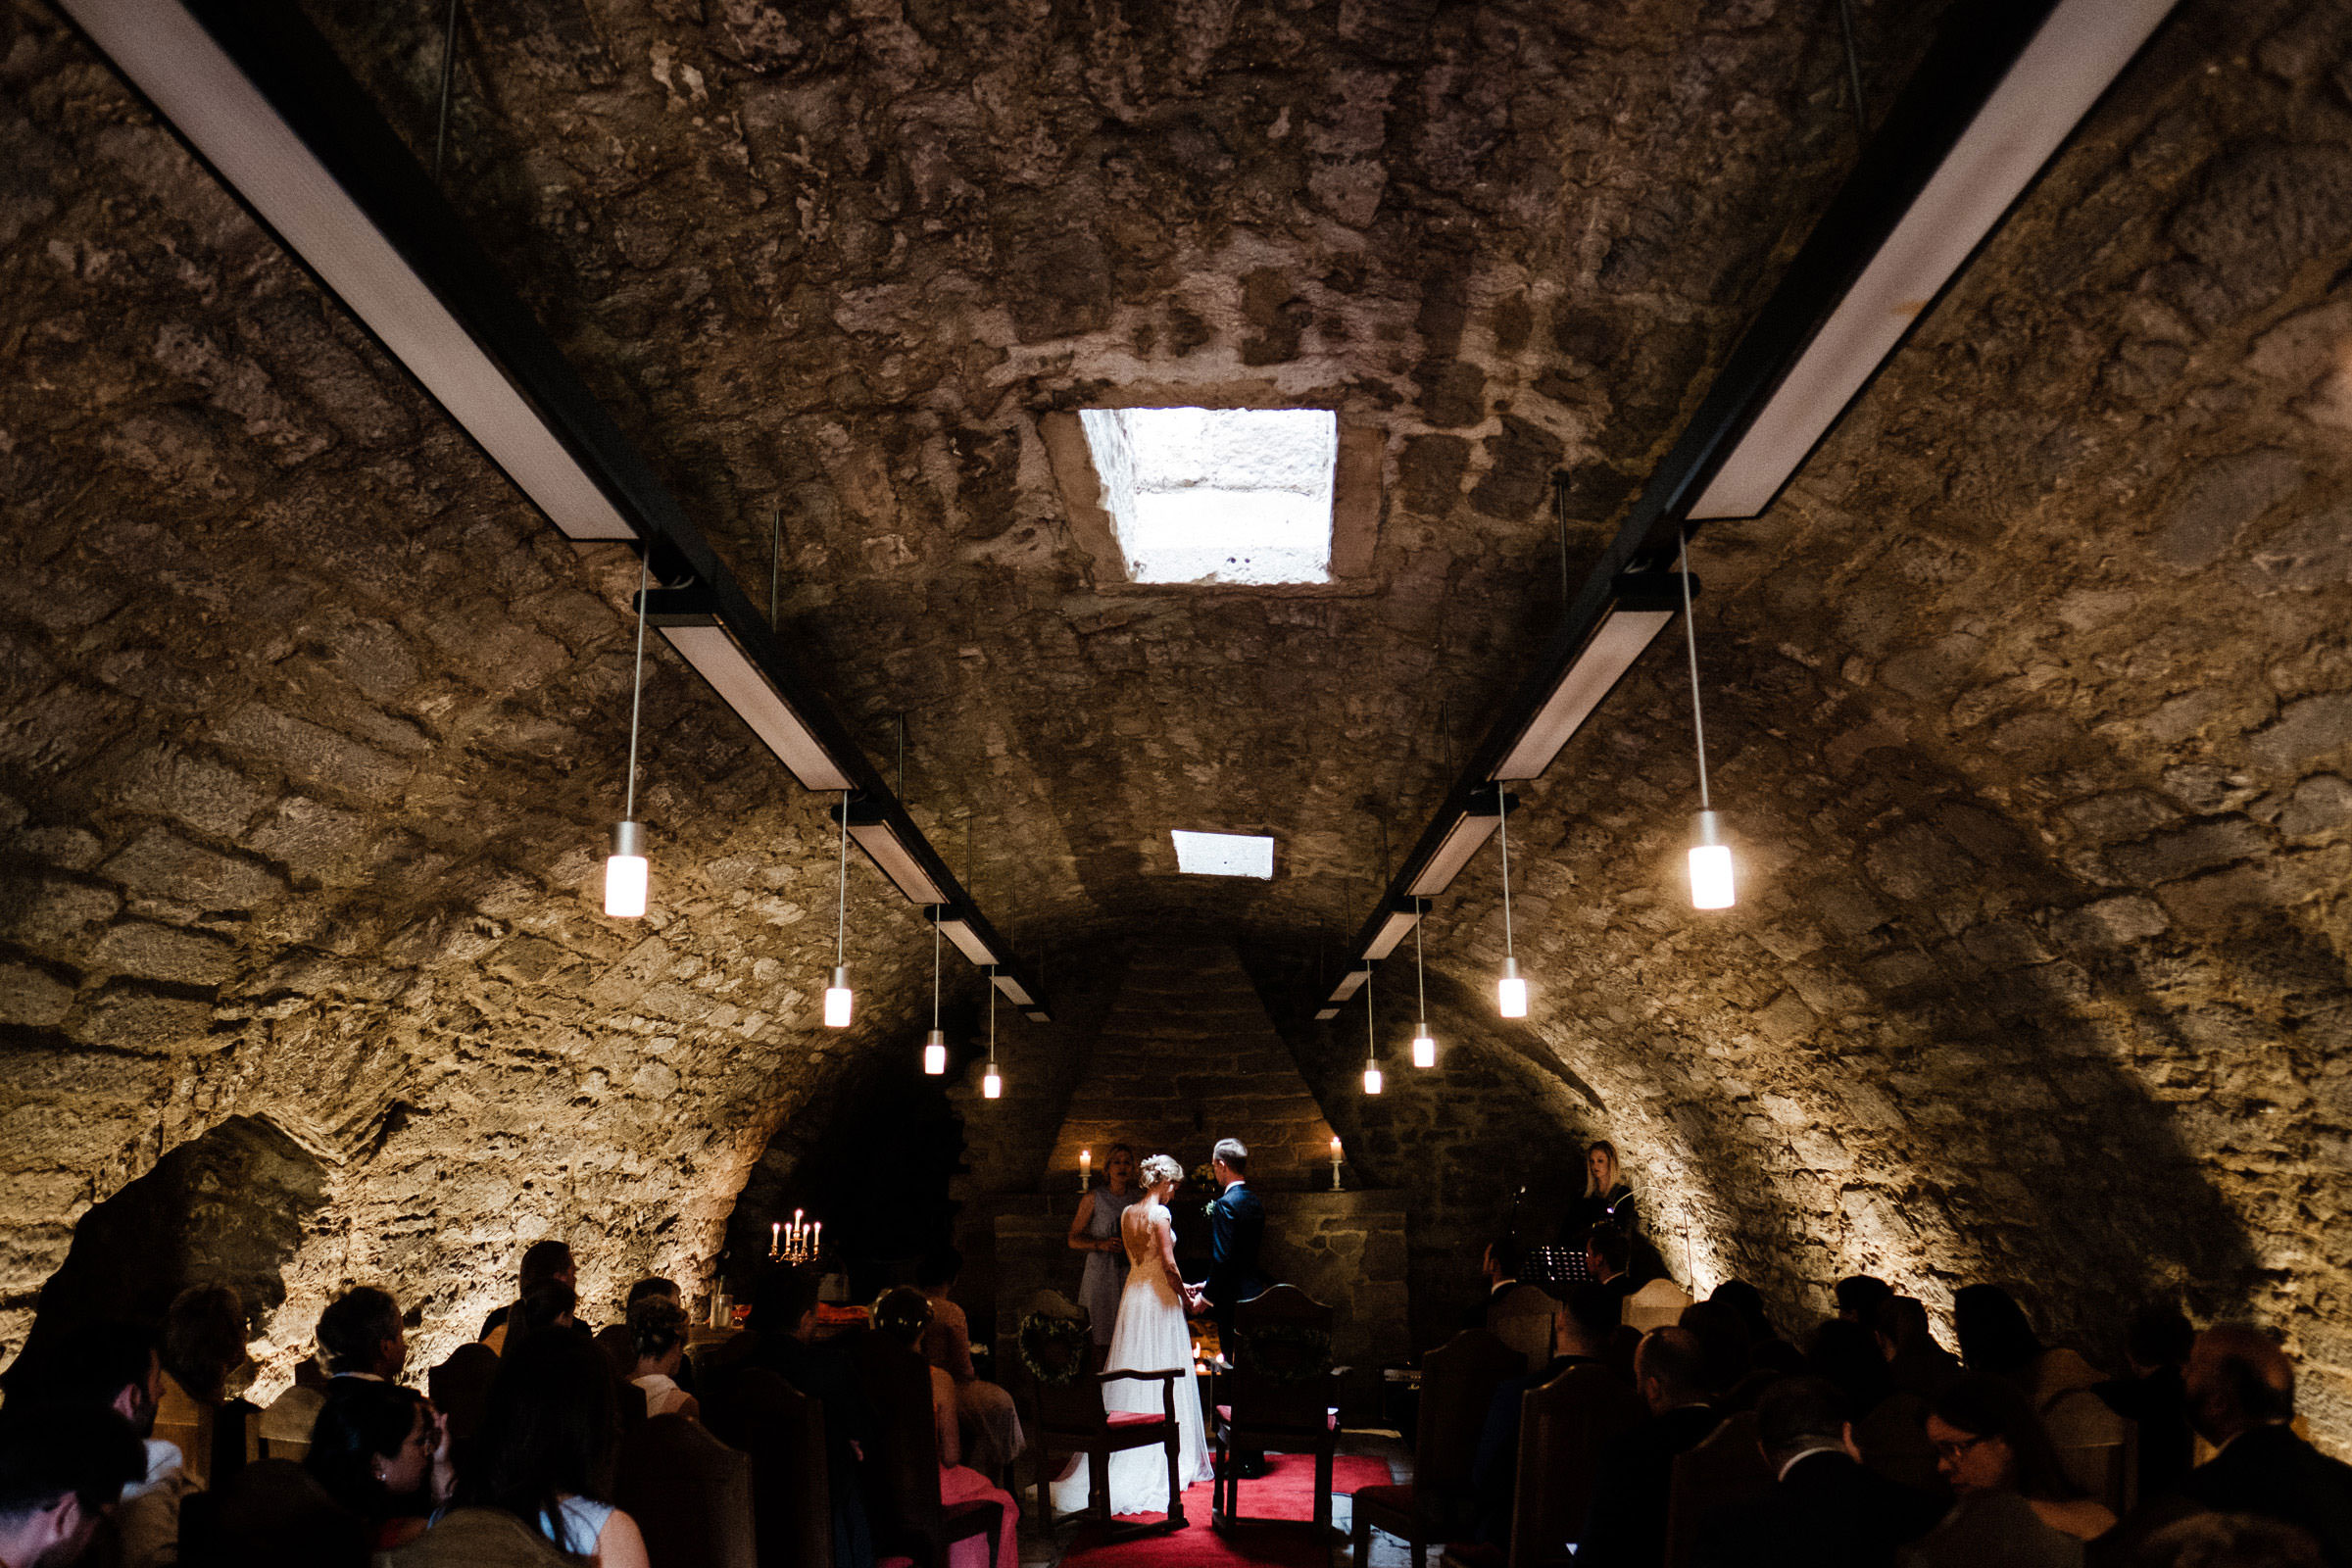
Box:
1139 1154 1184 1188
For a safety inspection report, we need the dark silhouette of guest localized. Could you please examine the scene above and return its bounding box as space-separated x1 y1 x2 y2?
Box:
1693 1375 1941 1568
1472 1282 1623 1546
1877 1297 1963 1400
2093 1304 2196 1508
2180 1326 2352 1568
1710 1280 1803 1374
1900 1374 2113 1568
745 1266 875 1568
1953 1286 2100 1415
1578 1327 1723 1568
1464 1238 1525 1331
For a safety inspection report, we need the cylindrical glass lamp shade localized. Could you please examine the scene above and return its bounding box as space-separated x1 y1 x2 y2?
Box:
823 964 854 1028
604 821 648 918
1411 1033 1437 1068
1363 1063 1384 1095
1497 956 1529 1018
1690 809 1736 909
922 1029 947 1075
982 1065 1003 1100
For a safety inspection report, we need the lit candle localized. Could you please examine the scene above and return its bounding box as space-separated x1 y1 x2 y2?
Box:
1329 1137 1344 1192
811 1221 821 1254
1080 1150 1091 1192
771 1221 781 1254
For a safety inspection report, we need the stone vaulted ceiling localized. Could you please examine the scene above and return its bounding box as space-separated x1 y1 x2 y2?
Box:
5 0 2352 1448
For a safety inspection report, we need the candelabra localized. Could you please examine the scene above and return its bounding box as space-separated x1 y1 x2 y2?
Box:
769 1207 821 1264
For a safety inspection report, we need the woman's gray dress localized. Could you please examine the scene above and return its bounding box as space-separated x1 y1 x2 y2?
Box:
1079 1186 1143 1346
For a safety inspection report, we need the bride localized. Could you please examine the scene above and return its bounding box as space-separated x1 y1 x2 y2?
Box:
1050 1153 1212 1515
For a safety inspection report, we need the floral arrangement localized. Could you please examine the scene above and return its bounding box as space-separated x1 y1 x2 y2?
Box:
1016 1310 1092 1388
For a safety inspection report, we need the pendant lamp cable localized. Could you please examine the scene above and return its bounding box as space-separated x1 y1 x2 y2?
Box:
1414 914 1428 1030
1364 965 1375 1057
1497 792 1516 957
623 553 648 820
1679 528 1711 812
987 965 998 1062
931 906 942 1028
833 787 849 965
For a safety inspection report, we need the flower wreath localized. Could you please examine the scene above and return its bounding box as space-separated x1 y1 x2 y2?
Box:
1231 1323 1334 1385
1016 1311 1092 1387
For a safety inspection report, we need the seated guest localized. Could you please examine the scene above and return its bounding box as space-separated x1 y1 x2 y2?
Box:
1902 1374 2113 1568
0 1403 145 1568
744 1266 874 1568
2180 1326 2352 1567
1711 1280 1803 1373
915 1249 1024 1483
1877 1297 1964 1399
626 1296 700 1420
1839 1276 1898 1326
1465 1239 1525 1329
1472 1282 1621 1546
501 1284 580 1359
1953 1286 2101 1414
14 1322 187 1568
2139 1511 2328 1568
460 1332 649 1567
1693 1376 1940 1568
1578 1327 1723 1568
483 1241 577 1350
159 1283 256 1491
2094 1304 2195 1507
305 1379 452 1550
1678 1299 1755 1397
262 1286 407 1455
876 1289 1019 1568
1811 1318 1938 1494
1588 1226 1638 1315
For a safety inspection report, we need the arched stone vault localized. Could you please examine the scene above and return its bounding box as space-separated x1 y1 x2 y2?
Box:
4 0 2351 1453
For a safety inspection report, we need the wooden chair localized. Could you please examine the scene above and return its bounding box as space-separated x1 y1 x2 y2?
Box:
1211 1285 1341 1537
1027 1363 1191 1536
1441 1362 1646 1568
701 1366 830 1568
2046 1387 2137 1516
1486 1286 1558 1375
849 1332 1004 1568
1351 1329 1523 1568
1662 1411 1771 1568
618 1411 757 1568
1623 1280 1693 1333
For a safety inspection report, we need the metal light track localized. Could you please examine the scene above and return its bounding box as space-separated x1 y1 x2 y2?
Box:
1322 0 2176 1005
59 0 1052 1018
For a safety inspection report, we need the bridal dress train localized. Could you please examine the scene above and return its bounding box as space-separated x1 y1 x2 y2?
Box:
1049 1200 1211 1515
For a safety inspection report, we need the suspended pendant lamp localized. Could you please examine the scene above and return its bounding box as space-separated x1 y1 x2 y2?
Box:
604 555 653 919
823 789 854 1027
922 904 948 1073
981 965 1003 1099
1410 915 1436 1068
1496 792 1528 1018
1680 530 1736 910
1362 964 1383 1095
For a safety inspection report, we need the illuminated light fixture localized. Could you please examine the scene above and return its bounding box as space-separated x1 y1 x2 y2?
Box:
1361 965 1383 1096
1363 896 1426 961
1328 963 1371 1005
644 593 854 792
1410 914 1437 1069
53 0 637 543
823 789 854 1028
1683 0 2176 521
935 917 999 967
991 973 1035 1007
843 799 948 906
1680 533 1736 910
1407 788 1512 898
604 556 652 920
981 966 1003 1099
1491 573 1688 782
922 905 948 1074
1496 792 1528 1019
1314 1007 1339 1021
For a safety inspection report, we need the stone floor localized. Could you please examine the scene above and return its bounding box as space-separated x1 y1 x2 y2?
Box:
1017 1428 1415 1568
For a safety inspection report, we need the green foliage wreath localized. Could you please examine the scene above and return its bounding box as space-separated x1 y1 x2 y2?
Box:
1016 1311 1092 1388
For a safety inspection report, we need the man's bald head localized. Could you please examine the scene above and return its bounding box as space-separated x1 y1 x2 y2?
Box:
2184 1324 2294 1445
1635 1327 1709 1413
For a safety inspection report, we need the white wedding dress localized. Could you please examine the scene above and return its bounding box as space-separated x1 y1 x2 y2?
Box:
1050 1200 1211 1515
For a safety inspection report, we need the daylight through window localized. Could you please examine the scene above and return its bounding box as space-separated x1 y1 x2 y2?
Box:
1081 407 1338 584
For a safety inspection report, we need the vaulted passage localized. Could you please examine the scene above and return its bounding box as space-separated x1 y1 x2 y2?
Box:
4 0 2352 1539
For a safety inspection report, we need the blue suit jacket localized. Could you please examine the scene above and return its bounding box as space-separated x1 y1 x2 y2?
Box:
1206 1182 1270 1326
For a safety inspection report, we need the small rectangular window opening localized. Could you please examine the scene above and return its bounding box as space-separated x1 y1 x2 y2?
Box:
1080 407 1337 585
1170 831 1276 879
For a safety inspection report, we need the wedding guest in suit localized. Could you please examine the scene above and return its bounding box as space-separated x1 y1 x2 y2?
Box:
1710 1280 1804 1374
0 1402 144 1568
1561 1141 1638 1245
1472 1282 1623 1547
2094 1305 2195 1509
1878 1297 1964 1400
1901 1374 2113 1568
481 1241 577 1351
1693 1375 1941 1568
1810 1317 1942 1497
261 1285 408 1455
1839 1276 1897 1326
1588 1226 1638 1316
1463 1238 1524 1331
746 1266 874 1568
2181 1326 2352 1567
15 1323 187 1568
1578 1327 1723 1568
1953 1286 2101 1415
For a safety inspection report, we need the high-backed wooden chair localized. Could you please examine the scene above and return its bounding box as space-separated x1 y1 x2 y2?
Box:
1486 1286 1558 1375
1662 1410 1771 1568
1351 1329 1523 1568
849 1332 1004 1568
1441 1362 1646 1568
1623 1280 1692 1333
2046 1387 2137 1516
1027 1361 1190 1535
618 1412 757 1568
701 1366 830 1568
1211 1285 1341 1537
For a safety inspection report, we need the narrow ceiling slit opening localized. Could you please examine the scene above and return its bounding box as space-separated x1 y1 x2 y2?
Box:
1080 407 1338 584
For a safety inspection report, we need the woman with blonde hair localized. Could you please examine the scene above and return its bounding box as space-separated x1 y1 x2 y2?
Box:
1561 1140 1638 1246
1067 1144 1143 1348
1049 1154 1210 1517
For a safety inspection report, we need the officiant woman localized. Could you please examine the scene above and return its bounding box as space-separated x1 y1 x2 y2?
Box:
1069 1143 1142 1347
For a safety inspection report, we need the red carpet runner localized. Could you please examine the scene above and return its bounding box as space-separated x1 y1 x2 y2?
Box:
1060 1453 1396 1568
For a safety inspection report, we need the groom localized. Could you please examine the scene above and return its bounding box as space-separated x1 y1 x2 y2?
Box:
1193 1137 1274 1475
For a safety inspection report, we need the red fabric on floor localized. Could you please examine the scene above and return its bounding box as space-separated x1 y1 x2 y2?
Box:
1060 1451 1393 1568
